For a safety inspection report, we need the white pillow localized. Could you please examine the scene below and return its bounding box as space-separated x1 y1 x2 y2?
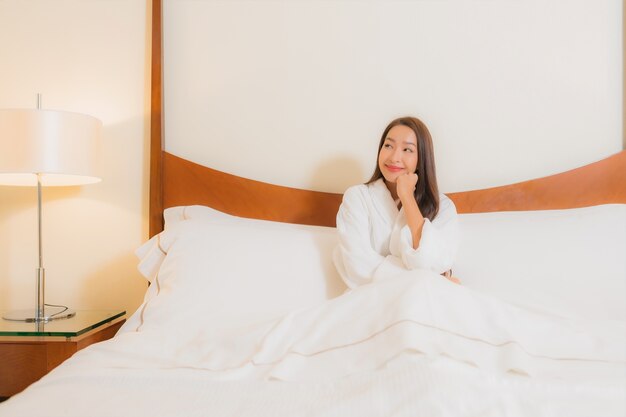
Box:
454 204 626 321
133 206 347 331
125 203 625 334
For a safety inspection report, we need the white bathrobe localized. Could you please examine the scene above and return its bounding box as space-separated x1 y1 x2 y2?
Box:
333 178 459 289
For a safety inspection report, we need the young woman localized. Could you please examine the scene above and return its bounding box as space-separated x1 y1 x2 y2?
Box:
328 122 621 381
333 116 460 289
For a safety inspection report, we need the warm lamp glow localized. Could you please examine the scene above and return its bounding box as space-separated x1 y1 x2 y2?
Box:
0 109 102 186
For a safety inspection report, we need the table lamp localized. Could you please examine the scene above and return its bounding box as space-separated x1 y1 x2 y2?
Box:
0 96 102 322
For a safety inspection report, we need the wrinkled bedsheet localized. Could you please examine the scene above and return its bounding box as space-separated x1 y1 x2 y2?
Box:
2 272 624 417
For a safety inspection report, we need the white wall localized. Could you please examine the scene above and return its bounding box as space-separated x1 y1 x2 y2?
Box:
0 0 149 316
164 0 623 193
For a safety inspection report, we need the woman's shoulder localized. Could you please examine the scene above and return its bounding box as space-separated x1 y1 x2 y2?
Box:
439 193 455 206
343 179 388 201
438 193 458 217
339 181 385 213
336 184 368 220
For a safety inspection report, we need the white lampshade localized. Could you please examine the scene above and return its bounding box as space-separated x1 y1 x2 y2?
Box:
0 109 102 186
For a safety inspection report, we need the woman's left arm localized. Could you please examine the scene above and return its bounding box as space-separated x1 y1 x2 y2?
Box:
395 194 460 274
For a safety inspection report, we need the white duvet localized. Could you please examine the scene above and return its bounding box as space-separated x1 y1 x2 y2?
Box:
2 271 624 417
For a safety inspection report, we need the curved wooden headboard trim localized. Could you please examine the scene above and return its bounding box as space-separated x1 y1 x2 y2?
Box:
447 150 626 213
155 150 626 233
162 152 342 227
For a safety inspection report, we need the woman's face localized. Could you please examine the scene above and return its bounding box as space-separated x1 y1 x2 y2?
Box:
378 125 418 183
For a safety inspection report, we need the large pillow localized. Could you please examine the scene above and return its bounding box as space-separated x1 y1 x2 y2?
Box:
128 206 347 332
124 203 625 334
454 204 626 321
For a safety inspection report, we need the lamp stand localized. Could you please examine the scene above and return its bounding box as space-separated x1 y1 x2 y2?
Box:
2 173 75 322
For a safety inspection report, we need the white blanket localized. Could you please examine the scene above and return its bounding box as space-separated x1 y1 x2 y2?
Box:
2 357 624 417
2 272 624 417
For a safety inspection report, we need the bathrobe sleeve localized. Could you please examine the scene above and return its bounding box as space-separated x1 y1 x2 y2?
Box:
333 186 407 289
394 194 459 274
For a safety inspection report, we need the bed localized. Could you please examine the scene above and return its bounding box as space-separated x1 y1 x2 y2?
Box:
1 2 625 416
0 153 623 417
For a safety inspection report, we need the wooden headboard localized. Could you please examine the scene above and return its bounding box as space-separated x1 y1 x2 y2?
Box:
148 0 626 237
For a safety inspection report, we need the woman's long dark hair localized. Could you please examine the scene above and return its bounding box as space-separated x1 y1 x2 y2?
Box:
366 116 440 221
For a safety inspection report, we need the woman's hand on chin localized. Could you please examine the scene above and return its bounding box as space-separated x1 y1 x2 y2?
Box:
396 173 418 202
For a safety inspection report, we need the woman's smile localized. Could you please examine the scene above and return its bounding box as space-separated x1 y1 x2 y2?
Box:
384 164 404 173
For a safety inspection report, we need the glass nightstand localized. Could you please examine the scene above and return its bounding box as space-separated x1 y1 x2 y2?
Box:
0 310 125 339
0 310 126 398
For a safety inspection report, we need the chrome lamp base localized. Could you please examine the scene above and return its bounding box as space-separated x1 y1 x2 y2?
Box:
2 307 76 323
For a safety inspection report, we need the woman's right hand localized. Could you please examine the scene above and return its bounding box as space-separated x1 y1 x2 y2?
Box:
396 172 418 202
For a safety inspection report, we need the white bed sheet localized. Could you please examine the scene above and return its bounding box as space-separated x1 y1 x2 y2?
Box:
1 272 624 417
1 356 623 417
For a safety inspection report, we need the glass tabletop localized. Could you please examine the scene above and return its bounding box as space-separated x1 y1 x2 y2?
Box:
0 310 126 337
